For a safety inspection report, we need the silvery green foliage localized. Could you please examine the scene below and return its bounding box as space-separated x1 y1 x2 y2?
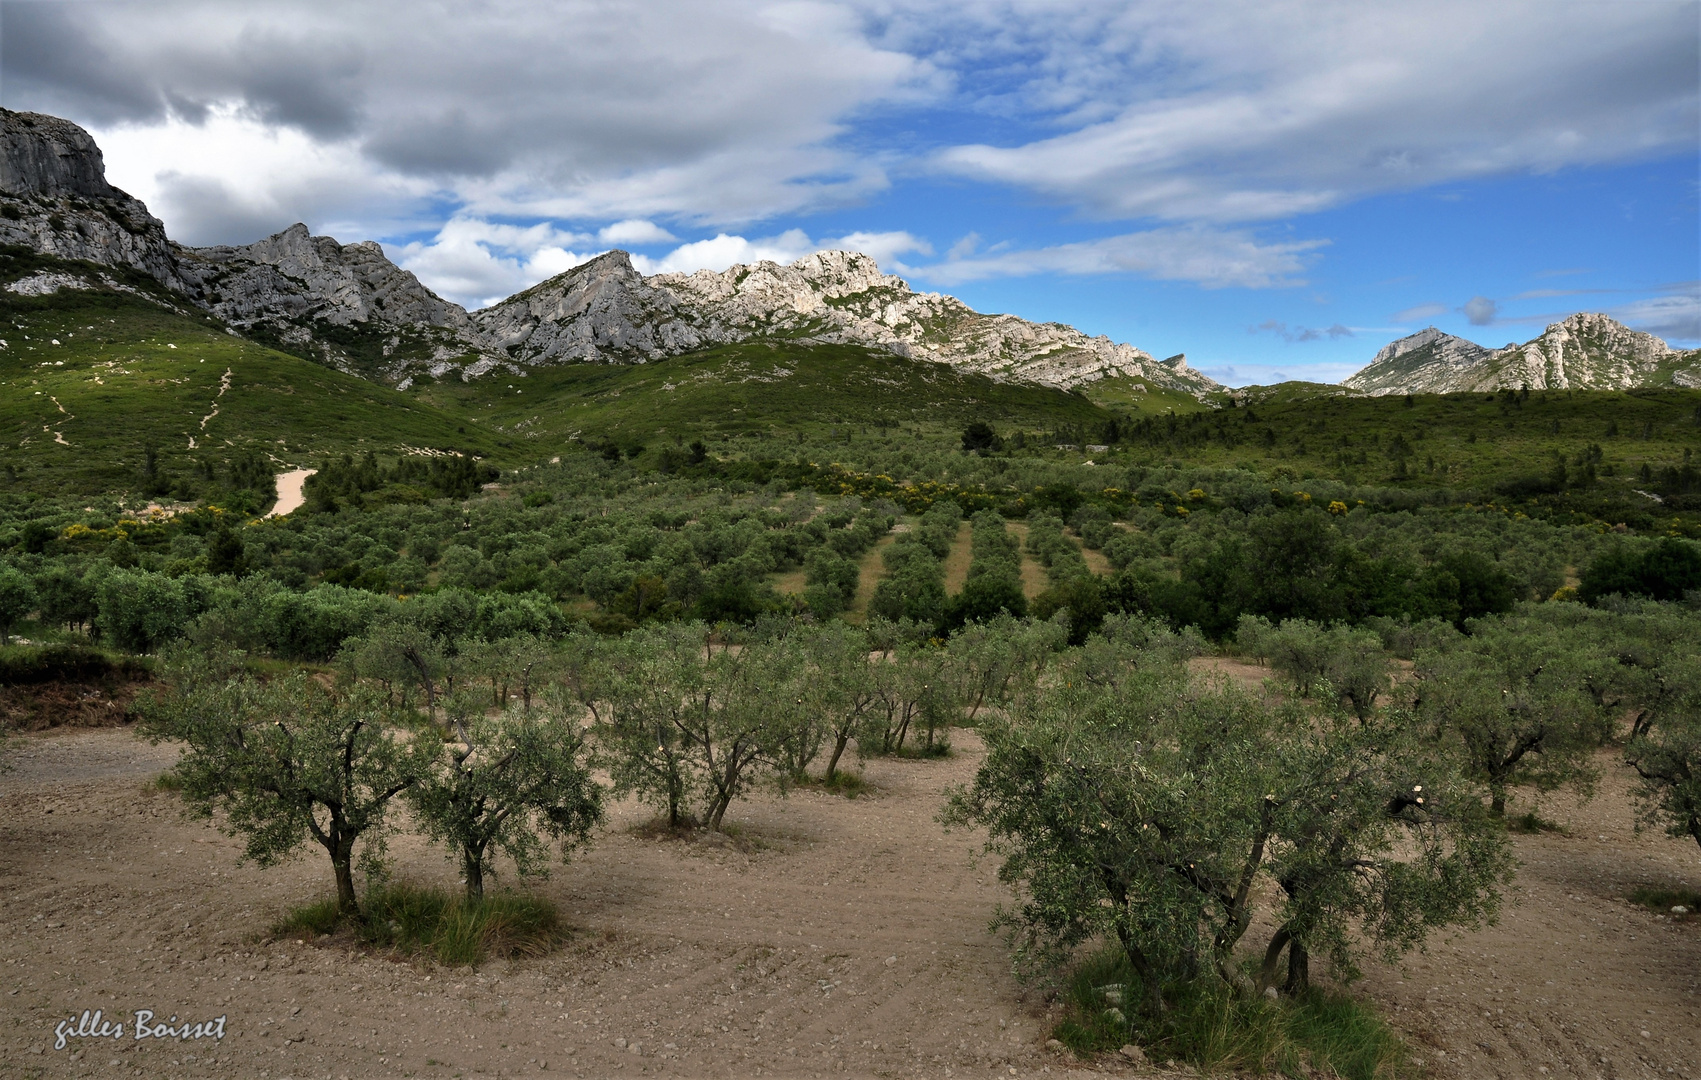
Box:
943 629 1510 1006
590 621 812 830
1416 610 1613 815
407 695 602 902
1237 615 1389 721
144 666 435 917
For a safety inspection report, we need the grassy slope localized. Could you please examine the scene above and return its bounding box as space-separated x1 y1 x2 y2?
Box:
1080 374 1216 415
4 242 1695 521
0 254 498 495
409 339 1121 445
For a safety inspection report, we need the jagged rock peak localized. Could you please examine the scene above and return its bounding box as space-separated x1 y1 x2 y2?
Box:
0 109 184 291
169 222 494 381
1343 313 1697 394
0 109 119 199
475 247 1220 397
1371 326 1451 363
179 221 472 331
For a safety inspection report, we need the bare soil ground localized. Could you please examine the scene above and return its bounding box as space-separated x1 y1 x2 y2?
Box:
941 524 973 595
1078 547 1111 578
1000 522 1049 601
846 530 898 624
1 718 1696 1080
265 469 317 520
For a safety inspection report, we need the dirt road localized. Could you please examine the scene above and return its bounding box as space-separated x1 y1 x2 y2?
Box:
264 469 317 519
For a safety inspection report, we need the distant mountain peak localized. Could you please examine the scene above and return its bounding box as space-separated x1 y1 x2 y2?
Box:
1343 314 1697 394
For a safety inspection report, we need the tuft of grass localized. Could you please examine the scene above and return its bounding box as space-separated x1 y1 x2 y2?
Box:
1629 886 1701 923
814 769 876 799
1506 811 1569 835
1052 945 1409 1080
893 740 952 759
274 897 341 939
275 882 563 964
148 770 183 793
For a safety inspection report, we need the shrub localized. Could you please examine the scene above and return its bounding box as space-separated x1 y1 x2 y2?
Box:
1580 537 1701 604
1051 945 1407 1078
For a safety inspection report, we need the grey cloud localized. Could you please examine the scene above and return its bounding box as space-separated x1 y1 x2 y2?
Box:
2 3 366 138
925 2 1698 222
145 172 304 246
1460 296 1499 325
1251 319 1353 343
2 0 927 235
1392 302 1447 322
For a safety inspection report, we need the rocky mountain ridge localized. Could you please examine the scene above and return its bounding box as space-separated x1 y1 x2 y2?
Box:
175 223 487 380
472 248 1216 396
0 108 1215 399
1345 315 1700 395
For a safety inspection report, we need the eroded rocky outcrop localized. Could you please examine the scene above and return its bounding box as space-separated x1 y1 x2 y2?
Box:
176 223 495 379
1344 315 1700 394
474 249 1220 397
0 109 186 291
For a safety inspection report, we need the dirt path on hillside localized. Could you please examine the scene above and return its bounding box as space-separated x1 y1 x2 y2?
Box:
264 468 317 518
0 724 1695 1079
941 522 973 594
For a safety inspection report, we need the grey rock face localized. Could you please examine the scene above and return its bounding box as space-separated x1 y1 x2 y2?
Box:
474 249 1220 398
1343 328 1491 394
0 109 186 291
175 222 491 377
1482 312 1677 390
0 109 117 199
1343 315 1698 394
474 250 710 363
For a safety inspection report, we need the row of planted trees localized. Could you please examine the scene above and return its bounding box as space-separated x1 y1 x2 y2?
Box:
142 592 1699 1016
141 610 1072 919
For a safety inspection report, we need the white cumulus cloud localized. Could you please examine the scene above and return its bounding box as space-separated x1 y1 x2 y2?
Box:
911 227 1324 289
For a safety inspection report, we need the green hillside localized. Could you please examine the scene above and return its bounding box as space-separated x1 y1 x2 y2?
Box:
1114 385 1701 528
0 248 496 498
408 338 1121 444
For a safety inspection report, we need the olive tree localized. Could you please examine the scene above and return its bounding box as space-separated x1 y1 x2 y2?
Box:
800 622 879 780
587 623 701 828
1416 618 1609 815
408 693 603 901
1618 616 1701 853
673 626 809 829
144 667 433 918
943 650 1510 1009
944 614 1067 723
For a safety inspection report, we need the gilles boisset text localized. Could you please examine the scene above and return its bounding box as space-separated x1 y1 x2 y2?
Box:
54 1009 228 1050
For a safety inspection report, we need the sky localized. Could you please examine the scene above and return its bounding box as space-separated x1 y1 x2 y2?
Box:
3 0 1697 386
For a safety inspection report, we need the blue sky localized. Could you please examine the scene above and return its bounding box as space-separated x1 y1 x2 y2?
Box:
5 1 1696 385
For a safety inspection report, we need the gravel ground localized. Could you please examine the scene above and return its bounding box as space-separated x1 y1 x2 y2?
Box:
0 720 1695 1080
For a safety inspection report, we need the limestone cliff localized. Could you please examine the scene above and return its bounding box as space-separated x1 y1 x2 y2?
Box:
1343 315 1699 394
176 223 495 380
0 109 185 291
473 249 1219 397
